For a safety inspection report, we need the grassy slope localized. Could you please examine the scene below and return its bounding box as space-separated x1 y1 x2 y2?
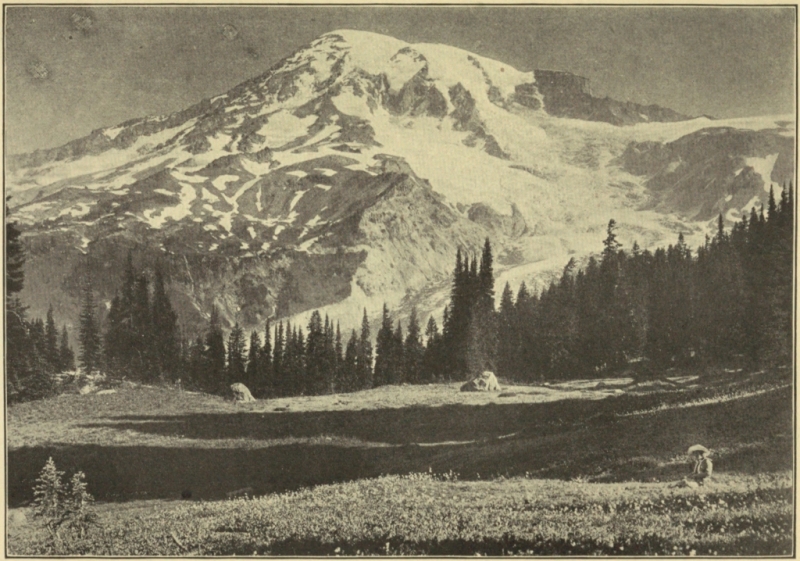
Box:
7 369 794 555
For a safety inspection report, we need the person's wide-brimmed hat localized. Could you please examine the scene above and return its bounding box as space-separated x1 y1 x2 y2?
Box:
687 444 710 454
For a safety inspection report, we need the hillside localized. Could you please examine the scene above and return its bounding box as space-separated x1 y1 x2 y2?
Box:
6 29 794 338
6 368 792 555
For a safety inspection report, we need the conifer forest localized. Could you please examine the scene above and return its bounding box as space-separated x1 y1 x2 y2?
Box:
7 185 793 403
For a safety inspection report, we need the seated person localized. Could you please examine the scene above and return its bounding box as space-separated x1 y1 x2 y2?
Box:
690 447 713 485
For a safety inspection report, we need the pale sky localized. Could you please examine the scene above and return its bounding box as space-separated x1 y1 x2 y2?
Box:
4 6 796 154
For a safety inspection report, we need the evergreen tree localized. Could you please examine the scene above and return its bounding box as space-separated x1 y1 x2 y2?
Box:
343 330 359 392
6 203 32 401
391 321 404 385
103 295 125 376
227 322 247 386
465 239 497 377
295 327 306 394
78 280 101 375
602 219 622 258
496 282 517 379
58 326 76 372
185 336 206 390
273 321 285 396
768 185 778 221
258 320 273 397
151 266 179 381
104 252 138 378
305 311 326 394
6 201 25 295
246 330 261 390
204 307 226 393
282 323 300 395
421 315 442 382
45 305 60 370
357 309 373 389
404 308 424 384
445 249 472 378
131 273 154 380
334 322 344 393
324 315 336 393
478 238 495 308
374 304 394 387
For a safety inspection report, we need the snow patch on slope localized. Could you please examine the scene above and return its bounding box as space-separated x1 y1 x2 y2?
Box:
141 182 196 229
258 111 319 148
743 153 780 191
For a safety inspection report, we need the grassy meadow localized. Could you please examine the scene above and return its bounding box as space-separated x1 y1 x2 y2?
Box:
6 367 793 555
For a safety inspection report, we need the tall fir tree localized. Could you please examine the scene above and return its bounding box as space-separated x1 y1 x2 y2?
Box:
343 330 359 392
305 311 326 394
258 320 273 397
496 282 516 379
374 304 394 387
404 308 424 384
44 305 60 370
466 238 497 377
272 322 285 396
421 315 442 382
246 330 261 391
357 309 373 390
445 249 471 378
59 326 76 372
6 202 32 401
227 322 247 387
391 321 404 385
204 307 227 393
78 280 101 375
151 266 180 381
131 273 154 380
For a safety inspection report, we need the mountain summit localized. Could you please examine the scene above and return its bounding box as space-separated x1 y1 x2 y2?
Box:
7 29 794 334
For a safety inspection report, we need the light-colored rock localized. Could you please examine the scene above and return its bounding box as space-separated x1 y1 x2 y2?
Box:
79 384 96 395
460 371 500 392
231 383 256 402
97 389 117 395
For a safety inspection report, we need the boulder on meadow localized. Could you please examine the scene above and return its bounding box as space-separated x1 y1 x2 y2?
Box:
230 383 256 403
460 371 500 392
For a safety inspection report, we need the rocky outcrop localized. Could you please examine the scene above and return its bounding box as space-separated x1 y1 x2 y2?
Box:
386 67 448 118
618 127 795 220
526 69 690 126
467 203 527 239
231 383 255 402
449 83 510 159
460 371 500 392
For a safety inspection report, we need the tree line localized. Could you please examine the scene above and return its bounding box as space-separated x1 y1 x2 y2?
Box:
496 185 794 381
7 206 76 403
7 237 498 401
7 184 794 402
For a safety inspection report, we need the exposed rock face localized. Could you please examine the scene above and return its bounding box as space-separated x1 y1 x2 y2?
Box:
460 371 500 392
231 383 256 402
618 127 795 220
530 69 689 125
468 203 527 239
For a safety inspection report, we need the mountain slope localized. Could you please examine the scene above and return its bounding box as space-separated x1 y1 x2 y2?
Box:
6 29 794 336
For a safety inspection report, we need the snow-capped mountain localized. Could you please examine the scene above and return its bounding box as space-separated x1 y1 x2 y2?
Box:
7 29 794 335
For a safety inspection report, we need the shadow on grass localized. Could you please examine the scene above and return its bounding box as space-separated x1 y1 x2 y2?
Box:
249 533 791 557
8 387 792 507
